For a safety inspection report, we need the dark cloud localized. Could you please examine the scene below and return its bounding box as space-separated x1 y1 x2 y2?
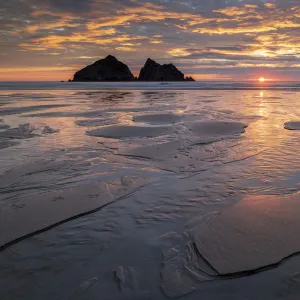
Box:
29 0 95 13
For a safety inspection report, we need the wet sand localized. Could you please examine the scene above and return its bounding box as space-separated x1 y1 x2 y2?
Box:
0 178 150 250
194 193 300 274
1 89 300 299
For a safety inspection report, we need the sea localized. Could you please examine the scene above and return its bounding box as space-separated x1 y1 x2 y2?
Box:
0 81 300 300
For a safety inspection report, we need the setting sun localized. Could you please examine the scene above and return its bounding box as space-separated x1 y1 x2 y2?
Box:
259 77 265 83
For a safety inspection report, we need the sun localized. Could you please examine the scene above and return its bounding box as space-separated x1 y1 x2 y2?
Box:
259 77 265 83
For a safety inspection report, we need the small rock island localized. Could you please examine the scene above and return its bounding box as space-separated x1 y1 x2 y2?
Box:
72 55 195 82
73 55 134 82
138 58 194 81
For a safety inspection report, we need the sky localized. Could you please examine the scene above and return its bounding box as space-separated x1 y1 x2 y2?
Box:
1 0 300 81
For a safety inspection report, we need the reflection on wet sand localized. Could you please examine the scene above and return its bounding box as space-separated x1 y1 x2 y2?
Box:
0 89 300 300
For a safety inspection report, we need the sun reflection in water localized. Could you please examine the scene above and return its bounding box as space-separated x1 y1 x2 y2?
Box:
176 109 186 114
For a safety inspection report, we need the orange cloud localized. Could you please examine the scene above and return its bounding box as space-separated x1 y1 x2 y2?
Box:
168 48 192 57
0 66 76 81
214 5 259 16
20 32 145 50
24 21 81 34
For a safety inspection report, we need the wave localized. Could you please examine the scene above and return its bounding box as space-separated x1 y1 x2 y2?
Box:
1 81 300 91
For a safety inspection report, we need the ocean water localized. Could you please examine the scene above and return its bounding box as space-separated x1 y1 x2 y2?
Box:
1 80 300 90
0 82 300 299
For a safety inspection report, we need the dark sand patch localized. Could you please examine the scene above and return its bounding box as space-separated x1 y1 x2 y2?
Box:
194 193 300 275
74 91 131 97
0 123 10 130
2 93 55 100
189 121 247 137
0 124 36 139
0 140 20 149
0 102 11 107
102 106 185 114
24 107 183 118
0 104 71 116
41 126 60 134
93 92 133 103
133 113 182 125
202 99 217 103
87 125 173 139
218 109 234 114
24 110 103 118
0 177 149 250
253 96 283 99
75 118 119 127
284 121 300 130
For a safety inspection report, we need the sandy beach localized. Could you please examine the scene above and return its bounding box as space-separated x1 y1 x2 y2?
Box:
1 83 300 299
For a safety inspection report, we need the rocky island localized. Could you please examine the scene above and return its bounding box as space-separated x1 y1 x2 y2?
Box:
73 55 134 82
72 55 195 82
138 58 194 81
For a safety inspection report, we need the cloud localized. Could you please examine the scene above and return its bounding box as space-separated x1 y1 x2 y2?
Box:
1 0 300 80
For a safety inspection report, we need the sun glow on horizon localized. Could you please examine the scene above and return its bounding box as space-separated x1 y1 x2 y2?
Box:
259 77 265 83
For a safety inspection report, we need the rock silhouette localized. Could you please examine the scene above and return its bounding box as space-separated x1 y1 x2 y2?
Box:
73 55 134 82
185 76 195 81
72 56 195 82
138 58 194 81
